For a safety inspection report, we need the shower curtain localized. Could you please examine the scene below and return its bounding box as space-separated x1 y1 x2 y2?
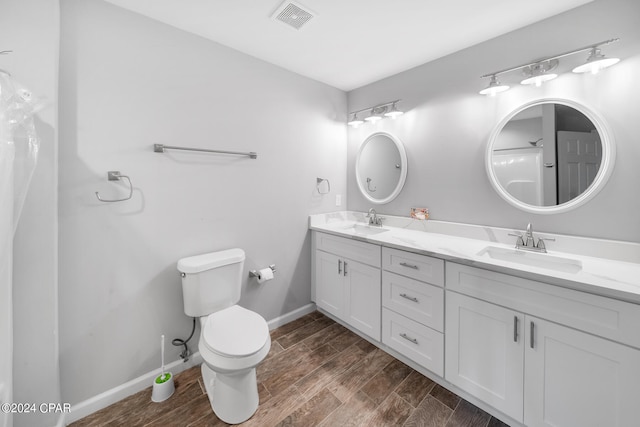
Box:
0 71 41 427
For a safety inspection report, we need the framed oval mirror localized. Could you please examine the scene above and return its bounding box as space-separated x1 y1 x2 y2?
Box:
486 99 615 214
356 132 408 204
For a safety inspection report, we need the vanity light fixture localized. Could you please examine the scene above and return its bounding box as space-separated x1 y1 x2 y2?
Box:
347 112 364 128
479 38 619 96
384 101 404 119
478 75 510 96
572 47 620 74
520 60 558 87
348 100 403 127
364 107 384 124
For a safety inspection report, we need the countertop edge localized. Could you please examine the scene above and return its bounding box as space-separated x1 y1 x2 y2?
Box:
310 225 640 306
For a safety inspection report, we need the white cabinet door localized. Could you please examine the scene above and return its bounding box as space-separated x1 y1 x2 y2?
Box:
315 249 381 341
345 259 381 341
524 316 640 427
315 250 343 319
445 292 524 422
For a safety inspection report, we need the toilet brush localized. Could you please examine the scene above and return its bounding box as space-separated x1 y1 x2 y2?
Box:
160 335 168 381
151 334 175 402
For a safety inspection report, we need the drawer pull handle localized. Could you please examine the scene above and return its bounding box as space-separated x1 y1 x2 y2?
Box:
400 293 419 303
513 316 518 342
399 333 418 344
399 262 419 270
343 261 348 276
338 260 342 275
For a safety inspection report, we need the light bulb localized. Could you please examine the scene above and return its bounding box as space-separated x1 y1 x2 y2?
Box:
364 108 382 124
521 73 557 86
572 47 620 74
384 102 404 118
573 57 620 74
479 75 509 96
347 113 364 128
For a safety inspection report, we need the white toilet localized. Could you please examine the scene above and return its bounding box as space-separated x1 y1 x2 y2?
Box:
177 248 271 424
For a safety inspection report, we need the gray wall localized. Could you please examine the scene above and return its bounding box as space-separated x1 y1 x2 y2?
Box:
1 0 61 426
59 0 347 405
347 0 640 242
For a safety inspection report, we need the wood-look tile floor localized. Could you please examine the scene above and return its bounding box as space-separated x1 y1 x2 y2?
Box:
70 312 511 427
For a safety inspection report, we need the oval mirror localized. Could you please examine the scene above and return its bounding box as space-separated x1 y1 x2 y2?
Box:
356 132 408 204
486 99 615 214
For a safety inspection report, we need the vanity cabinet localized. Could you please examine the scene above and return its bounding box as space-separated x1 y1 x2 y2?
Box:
445 263 640 427
381 248 445 376
524 316 640 427
314 232 381 341
445 291 523 420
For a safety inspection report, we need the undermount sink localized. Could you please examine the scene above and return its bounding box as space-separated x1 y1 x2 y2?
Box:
477 246 582 273
343 223 389 235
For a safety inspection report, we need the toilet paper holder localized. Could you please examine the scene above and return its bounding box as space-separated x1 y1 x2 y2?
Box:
249 264 276 278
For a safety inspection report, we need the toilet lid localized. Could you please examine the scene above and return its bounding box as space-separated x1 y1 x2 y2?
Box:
202 305 269 357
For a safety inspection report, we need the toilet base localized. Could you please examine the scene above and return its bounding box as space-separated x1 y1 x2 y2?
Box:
201 363 259 424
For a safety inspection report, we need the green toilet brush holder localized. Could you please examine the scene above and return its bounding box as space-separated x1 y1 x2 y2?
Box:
151 335 175 402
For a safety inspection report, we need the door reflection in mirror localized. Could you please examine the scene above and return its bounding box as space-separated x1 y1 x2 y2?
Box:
491 103 601 207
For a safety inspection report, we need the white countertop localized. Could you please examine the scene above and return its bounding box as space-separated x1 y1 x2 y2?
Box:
310 211 640 305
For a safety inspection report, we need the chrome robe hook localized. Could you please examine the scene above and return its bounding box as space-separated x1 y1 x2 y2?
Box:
366 177 376 192
95 171 133 202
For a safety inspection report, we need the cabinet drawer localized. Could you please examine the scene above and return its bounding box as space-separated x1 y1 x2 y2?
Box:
382 308 444 376
382 247 444 286
315 232 381 267
447 262 640 349
382 271 444 332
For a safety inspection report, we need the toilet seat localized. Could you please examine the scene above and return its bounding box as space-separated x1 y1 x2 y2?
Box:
202 305 269 358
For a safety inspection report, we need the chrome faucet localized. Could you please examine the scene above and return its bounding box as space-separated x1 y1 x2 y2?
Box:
524 223 535 248
509 223 555 253
367 208 383 227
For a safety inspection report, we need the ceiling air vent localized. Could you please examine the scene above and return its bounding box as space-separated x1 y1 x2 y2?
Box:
271 1 315 30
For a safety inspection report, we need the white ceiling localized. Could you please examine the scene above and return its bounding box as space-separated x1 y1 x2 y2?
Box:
102 0 594 91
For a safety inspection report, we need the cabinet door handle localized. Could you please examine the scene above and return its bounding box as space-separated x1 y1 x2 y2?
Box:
338 259 342 275
513 316 518 342
343 261 348 276
399 262 418 270
399 333 418 345
530 321 535 349
400 293 419 303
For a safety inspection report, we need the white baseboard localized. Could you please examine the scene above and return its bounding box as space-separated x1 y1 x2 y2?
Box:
267 303 316 330
63 353 203 425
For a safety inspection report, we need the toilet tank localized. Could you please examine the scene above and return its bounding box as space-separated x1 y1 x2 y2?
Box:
177 248 245 317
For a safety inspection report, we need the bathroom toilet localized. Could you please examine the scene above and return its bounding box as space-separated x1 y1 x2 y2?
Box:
178 248 270 424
